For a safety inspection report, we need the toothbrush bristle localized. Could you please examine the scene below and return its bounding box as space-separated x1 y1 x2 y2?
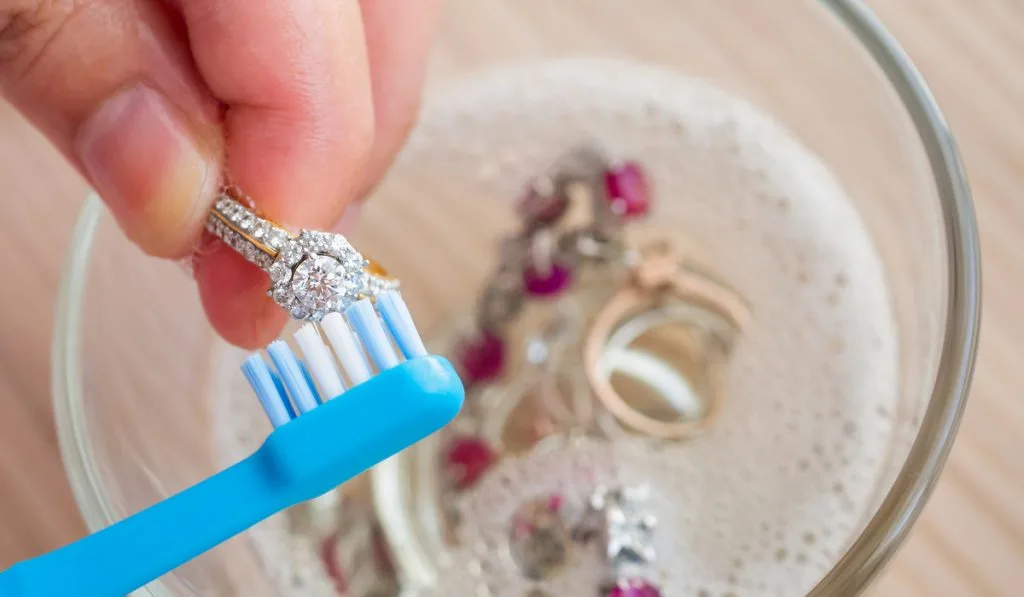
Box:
267 341 319 414
269 370 298 419
377 291 428 359
243 294 431 426
295 324 346 399
345 298 401 372
299 361 323 405
241 354 292 428
321 311 373 385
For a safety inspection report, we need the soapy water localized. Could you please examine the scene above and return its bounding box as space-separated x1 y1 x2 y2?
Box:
211 59 908 596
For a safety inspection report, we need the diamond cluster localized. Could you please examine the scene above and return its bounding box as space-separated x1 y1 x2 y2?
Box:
577 484 658 581
594 485 657 568
207 194 400 321
269 230 373 320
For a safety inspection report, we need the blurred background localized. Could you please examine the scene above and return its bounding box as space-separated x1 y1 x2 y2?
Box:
0 1 1020 595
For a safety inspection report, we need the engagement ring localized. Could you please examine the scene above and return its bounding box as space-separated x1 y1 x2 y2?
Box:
206 190 398 321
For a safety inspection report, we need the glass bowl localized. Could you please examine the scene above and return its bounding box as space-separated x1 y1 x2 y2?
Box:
52 1 980 596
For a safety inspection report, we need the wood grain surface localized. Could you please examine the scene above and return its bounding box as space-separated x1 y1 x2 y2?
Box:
0 1 1020 595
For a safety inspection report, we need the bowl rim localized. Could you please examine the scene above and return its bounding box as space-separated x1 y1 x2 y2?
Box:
50 1 981 595
807 1 981 593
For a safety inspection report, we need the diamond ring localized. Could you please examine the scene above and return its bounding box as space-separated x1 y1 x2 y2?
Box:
205 190 398 321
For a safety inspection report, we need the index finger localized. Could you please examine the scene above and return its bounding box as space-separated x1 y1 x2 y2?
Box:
182 0 375 347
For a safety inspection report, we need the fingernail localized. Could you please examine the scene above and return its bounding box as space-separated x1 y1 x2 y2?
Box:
76 84 219 258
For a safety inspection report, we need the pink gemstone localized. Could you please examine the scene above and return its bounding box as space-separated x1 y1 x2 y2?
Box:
319 534 346 591
458 331 505 383
606 579 662 597
445 435 496 489
523 263 573 296
605 162 650 218
511 517 534 540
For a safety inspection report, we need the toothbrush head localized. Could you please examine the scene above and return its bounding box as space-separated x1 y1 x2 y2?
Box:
241 291 464 501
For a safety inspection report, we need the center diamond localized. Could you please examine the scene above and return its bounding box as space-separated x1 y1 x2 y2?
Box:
291 255 352 312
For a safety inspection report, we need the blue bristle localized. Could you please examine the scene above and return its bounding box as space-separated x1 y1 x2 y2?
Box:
241 354 292 427
377 291 427 359
267 341 319 414
345 299 400 371
269 370 298 419
299 361 324 404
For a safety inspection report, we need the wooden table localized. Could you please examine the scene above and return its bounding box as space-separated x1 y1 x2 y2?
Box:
0 1 1020 594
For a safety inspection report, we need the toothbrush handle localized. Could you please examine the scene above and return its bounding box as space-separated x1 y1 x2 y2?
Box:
0 453 285 597
0 356 466 597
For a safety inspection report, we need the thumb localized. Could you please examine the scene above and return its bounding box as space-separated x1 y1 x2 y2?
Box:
0 0 222 258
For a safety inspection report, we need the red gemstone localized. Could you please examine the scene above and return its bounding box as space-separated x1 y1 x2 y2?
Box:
606 579 662 597
458 331 505 383
319 533 347 592
445 435 496 489
604 162 650 218
523 263 573 296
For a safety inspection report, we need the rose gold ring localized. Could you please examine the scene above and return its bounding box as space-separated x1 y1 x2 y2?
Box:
583 242 749 440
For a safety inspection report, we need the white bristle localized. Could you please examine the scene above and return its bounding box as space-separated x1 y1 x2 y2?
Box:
294 324 346 399
321 311 373 386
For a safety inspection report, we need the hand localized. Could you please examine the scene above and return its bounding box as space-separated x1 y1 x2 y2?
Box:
0 0 443 347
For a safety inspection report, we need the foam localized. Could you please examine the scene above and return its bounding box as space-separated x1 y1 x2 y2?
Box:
211 59 903 596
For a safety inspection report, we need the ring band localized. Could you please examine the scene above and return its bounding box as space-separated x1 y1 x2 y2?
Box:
205 192 398 321
583 243 748 439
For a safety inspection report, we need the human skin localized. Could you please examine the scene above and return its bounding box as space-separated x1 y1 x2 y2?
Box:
0 0 444 347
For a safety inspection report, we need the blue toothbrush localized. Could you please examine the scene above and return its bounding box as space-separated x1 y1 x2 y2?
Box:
0 291 463 597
